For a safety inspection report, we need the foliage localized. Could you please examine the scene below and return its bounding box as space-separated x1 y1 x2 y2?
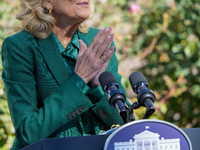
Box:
91 0 200 128
1 0 200 149
0 0 19 149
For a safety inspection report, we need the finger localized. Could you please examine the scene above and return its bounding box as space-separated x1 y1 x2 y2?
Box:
100 46 115 62
78 40 87 57
92 27 113 54
96 33 115 59
87 28 105 52
96 52 113 80
105 33 115 53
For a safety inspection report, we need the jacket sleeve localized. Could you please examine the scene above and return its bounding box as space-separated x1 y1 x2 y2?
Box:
1 36 94 146
88 43 132 128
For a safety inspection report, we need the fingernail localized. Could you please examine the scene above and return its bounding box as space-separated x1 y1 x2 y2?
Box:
108 50 113 54
100 27 104 31
105 28 109 32
107 35 111 40
110 46 115 52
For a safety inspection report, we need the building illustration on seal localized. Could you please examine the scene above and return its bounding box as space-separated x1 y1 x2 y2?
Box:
114 126 180 150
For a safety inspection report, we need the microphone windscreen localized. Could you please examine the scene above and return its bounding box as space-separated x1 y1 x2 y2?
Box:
99 71 118 90
129 71 148 87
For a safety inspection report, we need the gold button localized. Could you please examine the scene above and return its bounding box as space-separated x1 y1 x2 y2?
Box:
97 109 103 114
79 107 84 112
72 112 76 117
102 115 107 119
76 109 80 114
68 115 72 120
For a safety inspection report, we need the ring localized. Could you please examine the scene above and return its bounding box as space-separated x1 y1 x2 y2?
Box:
103 51 107 56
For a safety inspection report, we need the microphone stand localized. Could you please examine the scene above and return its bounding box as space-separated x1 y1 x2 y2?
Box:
99 99 155 135
129 101 155 120
128 81 156 121
125 86 156 122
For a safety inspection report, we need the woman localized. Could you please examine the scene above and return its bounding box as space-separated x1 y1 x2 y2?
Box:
1 0 131 149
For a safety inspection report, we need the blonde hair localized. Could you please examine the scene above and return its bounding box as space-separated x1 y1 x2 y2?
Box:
14 0 94 39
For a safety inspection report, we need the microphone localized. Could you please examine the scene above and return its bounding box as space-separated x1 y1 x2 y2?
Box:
129 71 155 119
99 71 127 123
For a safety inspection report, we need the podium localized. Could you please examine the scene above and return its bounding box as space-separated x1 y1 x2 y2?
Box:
21 124 200 150
21 134 110 150
182 128 200 150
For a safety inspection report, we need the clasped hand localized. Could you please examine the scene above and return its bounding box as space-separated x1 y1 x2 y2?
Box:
75 27 115 89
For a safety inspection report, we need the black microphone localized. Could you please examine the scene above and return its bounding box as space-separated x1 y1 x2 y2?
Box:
129 71 155 119
99 71 127 123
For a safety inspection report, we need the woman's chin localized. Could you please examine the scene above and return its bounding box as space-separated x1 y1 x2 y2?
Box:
78 14 90 22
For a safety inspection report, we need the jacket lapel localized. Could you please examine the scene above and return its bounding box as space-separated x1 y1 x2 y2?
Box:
37 32 69 86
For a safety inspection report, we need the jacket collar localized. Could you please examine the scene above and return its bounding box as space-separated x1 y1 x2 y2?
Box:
37 31 69 86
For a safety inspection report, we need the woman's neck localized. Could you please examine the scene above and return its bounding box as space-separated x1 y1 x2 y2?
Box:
52 23 80 48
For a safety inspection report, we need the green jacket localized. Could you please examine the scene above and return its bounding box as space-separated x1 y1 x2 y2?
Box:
1 28 130 150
